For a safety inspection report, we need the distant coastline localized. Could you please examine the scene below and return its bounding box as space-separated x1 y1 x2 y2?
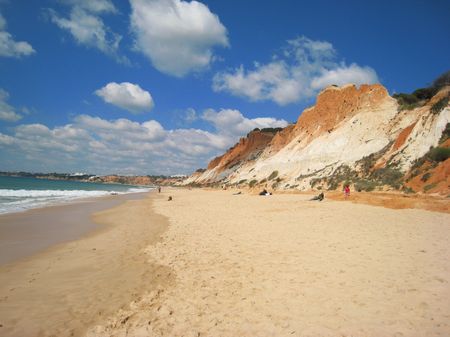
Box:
0 171 186 186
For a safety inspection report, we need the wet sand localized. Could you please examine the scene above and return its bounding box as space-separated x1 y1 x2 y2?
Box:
0 193 146 265
0 192 172 337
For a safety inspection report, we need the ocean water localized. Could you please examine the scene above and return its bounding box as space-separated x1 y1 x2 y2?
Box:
0 176 152 214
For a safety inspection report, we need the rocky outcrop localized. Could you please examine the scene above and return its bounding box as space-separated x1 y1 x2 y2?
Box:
186 81 450 195
184 128 281 184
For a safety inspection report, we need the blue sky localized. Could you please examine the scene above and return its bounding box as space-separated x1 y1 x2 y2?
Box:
0 0 449 175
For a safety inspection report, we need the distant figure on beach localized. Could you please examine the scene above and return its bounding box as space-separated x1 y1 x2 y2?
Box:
310 192 324 201
168 196 172 201
344 185 350 199
158 186 161 193
259 189 272 196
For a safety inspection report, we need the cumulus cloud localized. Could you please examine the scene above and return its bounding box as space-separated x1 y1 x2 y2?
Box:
202 108 288 138
0 109 288 175
61 0 118 14
95 82 154 113
48 0 125 62
0 89 22 122
0 12 35 58
213 36 379 105
130 0 229 77
310 63 379 90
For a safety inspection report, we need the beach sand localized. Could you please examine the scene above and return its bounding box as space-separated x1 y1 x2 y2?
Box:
1 188 449 337
0 193 146 265
0 193 171 337
87 188 450 337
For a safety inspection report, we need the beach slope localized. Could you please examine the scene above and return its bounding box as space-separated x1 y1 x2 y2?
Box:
0 193 171 337
88 189 450 337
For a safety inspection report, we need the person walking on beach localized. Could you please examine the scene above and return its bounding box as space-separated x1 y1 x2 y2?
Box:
158 186 161 193
344 184 350 199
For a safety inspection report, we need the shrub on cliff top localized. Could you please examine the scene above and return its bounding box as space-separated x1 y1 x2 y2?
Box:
412 87 437 100
432 70 450 89
392 70 450 111
431 96 449 115
261 127 283 134
393 93 421 111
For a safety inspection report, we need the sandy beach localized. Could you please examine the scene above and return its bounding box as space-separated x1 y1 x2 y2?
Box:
87 188 449 337
0 193 147 265
0 192 170 337
1 188 449 337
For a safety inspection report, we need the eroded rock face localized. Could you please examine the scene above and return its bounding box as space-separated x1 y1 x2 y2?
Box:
209 130 277 171
186 83 450 195
184 129 280 185
294 84 390 138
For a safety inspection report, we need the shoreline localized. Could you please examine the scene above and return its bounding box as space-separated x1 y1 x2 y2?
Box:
0 191 171 337
0 192 148 266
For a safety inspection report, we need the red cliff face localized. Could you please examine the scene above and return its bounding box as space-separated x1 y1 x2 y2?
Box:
188 83 449 196
261 84 391 157
208 129 280 172
265 124 296 153
294 84 390 137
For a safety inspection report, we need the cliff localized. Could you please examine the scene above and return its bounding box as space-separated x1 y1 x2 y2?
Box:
184 128 282 184
185 80 450 195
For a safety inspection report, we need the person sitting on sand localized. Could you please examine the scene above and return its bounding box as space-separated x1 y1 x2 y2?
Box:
259 189 272 196
168 196 172 201
310 192 324 201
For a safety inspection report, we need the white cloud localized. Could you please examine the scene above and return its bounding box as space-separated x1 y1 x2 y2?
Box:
95 82 154 113
202 108 288 138
183 108 197 123
0 109 288 175
62 0 118 14
0 89 22 122
48 0 125 62
130 0 229 77
310 63 379 90
0 133 14 145
0 12 35 58
213 36 379 105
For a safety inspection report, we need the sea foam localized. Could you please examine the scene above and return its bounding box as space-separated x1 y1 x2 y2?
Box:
0 187 150 214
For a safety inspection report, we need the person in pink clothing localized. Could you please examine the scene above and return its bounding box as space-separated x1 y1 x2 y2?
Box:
344 184 350 199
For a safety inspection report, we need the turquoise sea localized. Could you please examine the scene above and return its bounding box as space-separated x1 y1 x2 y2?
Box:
0 176 151 214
